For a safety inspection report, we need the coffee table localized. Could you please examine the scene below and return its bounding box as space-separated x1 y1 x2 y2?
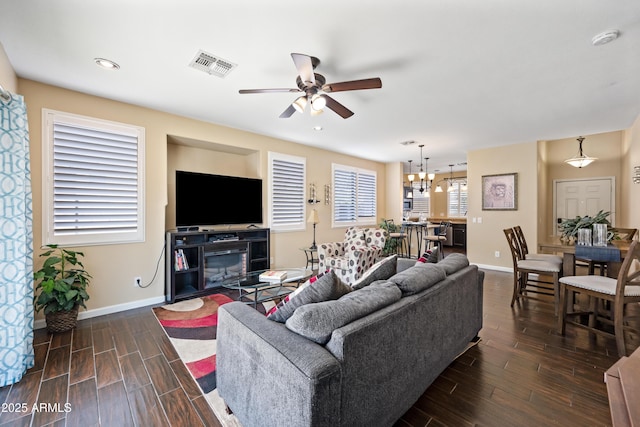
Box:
221 267 313 308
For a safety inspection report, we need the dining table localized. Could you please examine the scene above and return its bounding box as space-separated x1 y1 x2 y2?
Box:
538 237 631 278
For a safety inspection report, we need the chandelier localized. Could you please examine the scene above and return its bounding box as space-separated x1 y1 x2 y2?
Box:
407 144 434 196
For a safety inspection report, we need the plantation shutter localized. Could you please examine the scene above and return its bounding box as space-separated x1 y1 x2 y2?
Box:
332 164 377 227
357 171 376 220
448 180 468 217
43 110 145 245
269 153 306 231
411 184 430 215
333 167 357 224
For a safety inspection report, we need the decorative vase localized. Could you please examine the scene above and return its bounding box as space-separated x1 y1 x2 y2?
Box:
45 305 79 333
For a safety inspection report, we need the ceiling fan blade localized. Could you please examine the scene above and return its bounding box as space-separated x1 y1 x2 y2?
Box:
279 104 296 118
239 88 300 94
323 95 354 119
291 53 315 86
322 78 382 93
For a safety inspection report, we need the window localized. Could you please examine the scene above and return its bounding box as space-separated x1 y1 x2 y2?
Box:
268 152 306 232
410 183 430 216
42 110 145 246
447 180 468 217
332 164 377 227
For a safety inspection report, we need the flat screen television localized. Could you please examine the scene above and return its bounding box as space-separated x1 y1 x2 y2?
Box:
175 170 263 227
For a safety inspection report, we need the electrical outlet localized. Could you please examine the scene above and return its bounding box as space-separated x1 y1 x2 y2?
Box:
134 276 142 287
494 251 500 258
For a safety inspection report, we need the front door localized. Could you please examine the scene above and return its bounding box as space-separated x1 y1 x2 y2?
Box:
554 177 615 235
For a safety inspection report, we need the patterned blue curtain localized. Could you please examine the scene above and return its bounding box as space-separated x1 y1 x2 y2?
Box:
0 93 34 387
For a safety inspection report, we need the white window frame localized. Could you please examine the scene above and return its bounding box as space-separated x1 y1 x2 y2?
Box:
42 109 145 246
268 152 306 232
447 179 468 217
332 164 377 228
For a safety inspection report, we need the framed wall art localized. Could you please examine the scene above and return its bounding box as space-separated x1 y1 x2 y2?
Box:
482 173 517 210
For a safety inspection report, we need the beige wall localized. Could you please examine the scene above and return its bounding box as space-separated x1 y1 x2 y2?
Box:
18 78 388 319
467 142 539 269
537 140 550 242
385 162 404 223
621 115 640 230
544 131 624 231
467 131 635 271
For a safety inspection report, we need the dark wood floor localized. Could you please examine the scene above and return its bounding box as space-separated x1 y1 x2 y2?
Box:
1 259 635 426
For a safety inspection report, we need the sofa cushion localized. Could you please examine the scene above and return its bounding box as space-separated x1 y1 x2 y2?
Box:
438 253 470 275
351 254 397 290
285 281 402 344
266 271 351 323
388 263 446 296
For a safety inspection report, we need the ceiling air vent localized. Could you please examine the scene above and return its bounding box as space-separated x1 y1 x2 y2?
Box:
189 50 237 78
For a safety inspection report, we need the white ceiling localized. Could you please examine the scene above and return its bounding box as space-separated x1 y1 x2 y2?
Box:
1 0 639 173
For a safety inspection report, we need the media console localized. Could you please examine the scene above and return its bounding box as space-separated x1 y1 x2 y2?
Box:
165 228 270 303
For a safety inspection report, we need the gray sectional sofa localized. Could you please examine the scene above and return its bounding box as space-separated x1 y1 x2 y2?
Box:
217 254 484 427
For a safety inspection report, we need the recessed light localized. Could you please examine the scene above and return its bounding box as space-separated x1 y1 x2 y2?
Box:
592 30 619 46
313 126 323 131
94 58 120 70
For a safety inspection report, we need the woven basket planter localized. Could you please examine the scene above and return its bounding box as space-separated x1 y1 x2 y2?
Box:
45 305 79 333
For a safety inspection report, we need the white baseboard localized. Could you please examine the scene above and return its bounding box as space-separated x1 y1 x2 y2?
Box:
34 295 166 330
473 263 513 273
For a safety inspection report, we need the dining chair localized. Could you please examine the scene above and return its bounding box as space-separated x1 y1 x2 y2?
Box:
577 227 638 276
557 240 640 357
504 227 563 313
513 226 563 266
423 221 450 260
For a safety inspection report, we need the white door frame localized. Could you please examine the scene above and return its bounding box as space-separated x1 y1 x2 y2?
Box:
552 176 616 236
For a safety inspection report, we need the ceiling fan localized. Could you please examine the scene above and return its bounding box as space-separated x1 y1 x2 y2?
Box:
239 53 382 119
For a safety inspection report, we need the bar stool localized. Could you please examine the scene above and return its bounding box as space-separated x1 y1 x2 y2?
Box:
423 222 450 260
384 219 408 257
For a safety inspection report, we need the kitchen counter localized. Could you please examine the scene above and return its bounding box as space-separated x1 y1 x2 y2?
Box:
428 217 467 224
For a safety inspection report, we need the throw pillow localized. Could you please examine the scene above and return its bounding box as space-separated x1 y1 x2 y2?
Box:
416 247 439 264
266 270 351 323
351 254 397 290
388 263 446 296
438 253 470 275
285 280 402 345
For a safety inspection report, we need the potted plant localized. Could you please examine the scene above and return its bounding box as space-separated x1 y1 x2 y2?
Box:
559 210 611 241
379 219 400 255
34 244 91 333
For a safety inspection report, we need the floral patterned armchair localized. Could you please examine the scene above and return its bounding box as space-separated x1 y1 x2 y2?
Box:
317 226 387 284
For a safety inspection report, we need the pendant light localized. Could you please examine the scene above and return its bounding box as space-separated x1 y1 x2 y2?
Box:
406 160 414 198
565 136 597 168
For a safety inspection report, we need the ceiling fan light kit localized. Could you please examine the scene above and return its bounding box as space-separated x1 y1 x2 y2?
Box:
311 94 326 111
239 53 382 119
293 96 308 113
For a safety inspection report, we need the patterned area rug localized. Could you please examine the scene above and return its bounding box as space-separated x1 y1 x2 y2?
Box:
152 294 259 427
